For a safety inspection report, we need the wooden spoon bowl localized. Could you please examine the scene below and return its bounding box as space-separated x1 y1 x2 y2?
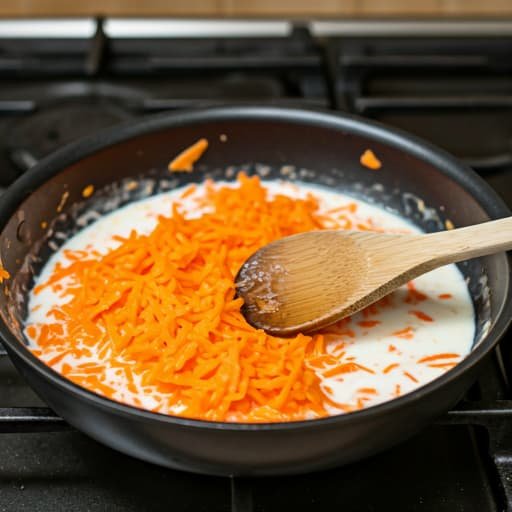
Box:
236 217 512 336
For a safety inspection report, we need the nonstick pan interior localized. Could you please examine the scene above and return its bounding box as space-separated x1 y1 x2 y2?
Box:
0 107 509 476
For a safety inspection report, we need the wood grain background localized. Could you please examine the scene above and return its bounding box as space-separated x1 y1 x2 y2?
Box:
0 0 511 18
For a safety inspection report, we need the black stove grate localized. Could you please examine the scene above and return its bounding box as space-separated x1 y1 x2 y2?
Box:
1 16 512 511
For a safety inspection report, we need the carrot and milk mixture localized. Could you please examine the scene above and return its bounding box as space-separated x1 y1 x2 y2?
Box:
24 174 474 422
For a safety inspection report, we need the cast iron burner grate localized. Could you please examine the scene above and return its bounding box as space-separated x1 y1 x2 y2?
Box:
1 16 512 512
0 393 509 512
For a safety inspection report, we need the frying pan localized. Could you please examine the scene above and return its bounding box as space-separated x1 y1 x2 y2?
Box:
0 106 510 477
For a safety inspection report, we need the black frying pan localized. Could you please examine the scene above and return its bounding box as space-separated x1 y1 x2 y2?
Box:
0 106 510 476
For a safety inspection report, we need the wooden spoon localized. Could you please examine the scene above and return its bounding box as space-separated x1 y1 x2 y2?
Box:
235 217 512 337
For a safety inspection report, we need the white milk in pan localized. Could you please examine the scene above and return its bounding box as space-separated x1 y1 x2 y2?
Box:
25 179 475 418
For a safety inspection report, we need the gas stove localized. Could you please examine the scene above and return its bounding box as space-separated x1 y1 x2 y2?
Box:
1 17 512 512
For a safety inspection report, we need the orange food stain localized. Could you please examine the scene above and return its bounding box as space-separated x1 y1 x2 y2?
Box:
168 138 209 172
360 149 382 170
438 293 452 300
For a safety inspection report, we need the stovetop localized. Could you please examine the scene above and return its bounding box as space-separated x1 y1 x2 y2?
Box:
1 17 512 512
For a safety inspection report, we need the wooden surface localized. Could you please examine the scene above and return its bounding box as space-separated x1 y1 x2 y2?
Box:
0 0 511 18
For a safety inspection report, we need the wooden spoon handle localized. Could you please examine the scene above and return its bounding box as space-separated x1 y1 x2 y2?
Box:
425 216 512 266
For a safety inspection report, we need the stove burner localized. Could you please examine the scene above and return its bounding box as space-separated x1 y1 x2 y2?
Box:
5 98 133 174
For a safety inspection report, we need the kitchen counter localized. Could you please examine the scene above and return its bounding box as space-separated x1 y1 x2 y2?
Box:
0 0 510 18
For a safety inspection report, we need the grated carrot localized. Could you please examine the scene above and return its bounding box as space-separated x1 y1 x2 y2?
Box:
383 363 399 374
326 203 357 214
418 353 459 363
358 387 378 395
392 326 414 339
428 362 457 369
360 149 382 170
168 138 209 172
404 281 428 304
82 185 94 198
323 362 361 378
0 266 8 283
358 320 381 328
25 171 463 422
409 310 434 322
438 293 452 300
27 173 353 422
403 371 419 383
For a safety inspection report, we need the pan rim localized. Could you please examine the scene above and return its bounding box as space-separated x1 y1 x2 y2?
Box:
0 104 510 432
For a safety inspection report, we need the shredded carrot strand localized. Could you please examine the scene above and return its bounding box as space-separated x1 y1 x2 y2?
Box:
358 387 378 395
322 362 361 378
409 310 434 322
403 371 419 383
357 320 381 328
392 326 414 339
418 353 460 363
404 281 428 304
383 363 399 374
428 362 458 369
168 138 209 172
0 267 9 283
